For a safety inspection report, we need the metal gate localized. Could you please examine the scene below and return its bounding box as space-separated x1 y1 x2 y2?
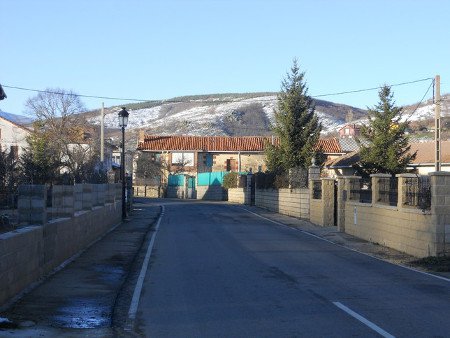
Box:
187 176 196 199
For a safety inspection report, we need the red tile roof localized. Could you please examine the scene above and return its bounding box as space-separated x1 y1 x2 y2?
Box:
138 135 344 154
409 141 450 164
316 138 344 154
138 135 277 152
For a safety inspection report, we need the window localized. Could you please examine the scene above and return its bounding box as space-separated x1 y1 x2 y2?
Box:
172 152 194 166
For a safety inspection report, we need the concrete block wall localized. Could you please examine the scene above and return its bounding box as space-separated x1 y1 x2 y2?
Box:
228 188 250 204
167 186 185 199
196 185 226 201
341 173 450 258
309 179 335 227
430 172 450 256
52 185 75 218
18 185 47 225
134 185 160 198
344 202 433 257
255 188 309 219
0 184 121 307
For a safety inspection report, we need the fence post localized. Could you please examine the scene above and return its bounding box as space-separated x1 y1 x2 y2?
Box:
308 159 320 181
322 178 335 227
336 177 346 231
429 172 450 256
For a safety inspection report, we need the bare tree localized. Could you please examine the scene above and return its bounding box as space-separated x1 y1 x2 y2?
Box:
24 88 103 183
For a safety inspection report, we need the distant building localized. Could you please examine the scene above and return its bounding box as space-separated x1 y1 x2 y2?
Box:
0 115 31 158
338 124 361 139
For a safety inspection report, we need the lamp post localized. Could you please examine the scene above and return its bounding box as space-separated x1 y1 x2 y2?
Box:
118 107 129 220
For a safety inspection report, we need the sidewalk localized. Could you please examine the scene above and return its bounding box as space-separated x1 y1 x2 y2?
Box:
0 199 160 337
237 204 450 280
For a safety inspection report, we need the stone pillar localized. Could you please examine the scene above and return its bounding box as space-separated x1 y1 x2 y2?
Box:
429 172 450 256
370 173 391 205
245 173 253 205
308 160 321 181
322 178 336 227
18 185 47 225
336 177 346 231
82 184 93 211
396 174 418 208
52 185 75 218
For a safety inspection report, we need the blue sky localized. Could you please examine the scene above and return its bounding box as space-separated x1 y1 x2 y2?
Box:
1 0 448 116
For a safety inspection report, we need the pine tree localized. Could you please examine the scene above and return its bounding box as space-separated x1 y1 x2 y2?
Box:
359 85 416 175
266 59 322 173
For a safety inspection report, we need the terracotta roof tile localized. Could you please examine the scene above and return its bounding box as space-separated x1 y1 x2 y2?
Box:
409 141 450 164
138 135 277 152
316 138 343 154
138 135 346 154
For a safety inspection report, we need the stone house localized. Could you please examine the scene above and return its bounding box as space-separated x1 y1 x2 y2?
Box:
136 134 271 180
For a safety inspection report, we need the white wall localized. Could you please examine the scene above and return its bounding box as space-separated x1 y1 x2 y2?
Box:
0 117 30 155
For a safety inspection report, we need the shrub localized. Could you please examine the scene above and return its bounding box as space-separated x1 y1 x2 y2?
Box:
223 172 239 189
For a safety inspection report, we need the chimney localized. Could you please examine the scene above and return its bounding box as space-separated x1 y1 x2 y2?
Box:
138 129 145 145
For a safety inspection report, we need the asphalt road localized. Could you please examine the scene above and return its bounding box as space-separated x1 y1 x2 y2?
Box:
135 201 450 338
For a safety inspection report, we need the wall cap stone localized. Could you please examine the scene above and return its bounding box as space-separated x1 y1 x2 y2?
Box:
428 171 450 176
370 173 392 178
396 173 420 178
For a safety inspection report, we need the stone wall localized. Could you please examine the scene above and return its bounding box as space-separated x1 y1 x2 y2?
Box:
255 188 309 219
0 184 122 307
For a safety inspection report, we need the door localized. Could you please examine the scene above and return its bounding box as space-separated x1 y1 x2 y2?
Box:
187 176 196 199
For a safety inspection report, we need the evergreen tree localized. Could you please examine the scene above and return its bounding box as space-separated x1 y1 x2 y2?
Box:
359 85 416 175
266 59 322 172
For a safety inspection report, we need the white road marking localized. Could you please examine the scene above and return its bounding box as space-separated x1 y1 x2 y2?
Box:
126 205 165 330
239 207 450 283
333 302 396 338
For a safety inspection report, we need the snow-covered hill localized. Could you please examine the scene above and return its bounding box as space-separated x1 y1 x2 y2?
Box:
87 93 450 137
88 94 365 136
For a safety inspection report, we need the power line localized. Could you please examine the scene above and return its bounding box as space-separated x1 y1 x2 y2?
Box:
312 77 433 98
1 77 434 105
404 78 435 122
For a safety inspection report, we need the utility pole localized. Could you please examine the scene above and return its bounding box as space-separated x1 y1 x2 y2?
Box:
100 102 105 163
435 75 441 171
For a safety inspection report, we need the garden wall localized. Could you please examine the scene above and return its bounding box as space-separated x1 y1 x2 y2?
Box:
0 184 122 307
255 188 309 219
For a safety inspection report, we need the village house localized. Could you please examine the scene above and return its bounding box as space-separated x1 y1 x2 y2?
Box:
0 115 31 158
135 133 354 181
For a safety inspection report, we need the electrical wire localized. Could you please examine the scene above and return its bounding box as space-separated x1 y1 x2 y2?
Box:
403 78 435 122
1 77 434 105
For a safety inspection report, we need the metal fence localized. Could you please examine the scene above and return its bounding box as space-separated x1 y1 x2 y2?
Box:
312 181 322 199
404 176 431 211
378 177 398 206
349 178 372 203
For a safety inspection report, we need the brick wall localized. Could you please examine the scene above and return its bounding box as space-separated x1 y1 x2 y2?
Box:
228 188 250 204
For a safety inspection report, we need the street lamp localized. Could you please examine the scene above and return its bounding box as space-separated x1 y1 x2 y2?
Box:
118 107 129 220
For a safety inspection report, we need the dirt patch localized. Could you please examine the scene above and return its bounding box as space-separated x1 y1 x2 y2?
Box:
410 256 450 272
